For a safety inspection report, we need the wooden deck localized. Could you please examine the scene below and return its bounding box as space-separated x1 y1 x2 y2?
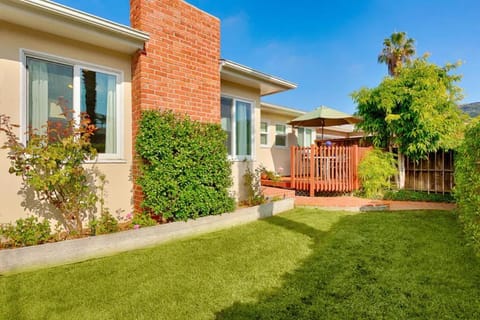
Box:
290 145 371 196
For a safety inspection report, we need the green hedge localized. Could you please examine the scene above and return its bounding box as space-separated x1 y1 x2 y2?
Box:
136 110 235 221
454 119 480 253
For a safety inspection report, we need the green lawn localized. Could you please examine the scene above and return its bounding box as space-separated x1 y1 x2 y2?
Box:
1 209 479 319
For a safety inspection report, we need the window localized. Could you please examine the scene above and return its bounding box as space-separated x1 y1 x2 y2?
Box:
260 122 268 146
221 96 253 158
25 55 121 159
274 124 287 147
298 127 313 147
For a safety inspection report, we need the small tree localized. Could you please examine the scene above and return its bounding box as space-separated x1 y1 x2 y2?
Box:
0 112 102 234
352 57 465 161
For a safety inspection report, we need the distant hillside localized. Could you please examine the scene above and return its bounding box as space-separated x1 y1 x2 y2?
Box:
460 102 480 118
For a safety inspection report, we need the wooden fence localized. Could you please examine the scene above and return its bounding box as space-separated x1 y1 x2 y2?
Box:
290 145 370 196
404 150 454 194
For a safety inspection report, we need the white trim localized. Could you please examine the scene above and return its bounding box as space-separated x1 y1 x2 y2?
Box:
1 0 148 54
274 123 288 148
221 94 256 161
260 120 269 147
21 49 125 161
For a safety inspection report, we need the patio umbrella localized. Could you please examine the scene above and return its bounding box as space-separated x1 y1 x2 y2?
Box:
288 105 361 140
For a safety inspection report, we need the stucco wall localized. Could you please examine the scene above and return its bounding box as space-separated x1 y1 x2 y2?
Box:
0 21 134 223
258 111 298 176
220 80 262 200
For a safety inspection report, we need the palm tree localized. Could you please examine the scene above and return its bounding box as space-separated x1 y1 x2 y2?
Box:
378 32 416 76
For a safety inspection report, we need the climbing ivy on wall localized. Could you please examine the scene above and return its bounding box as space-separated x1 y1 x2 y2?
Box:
136 110 235 221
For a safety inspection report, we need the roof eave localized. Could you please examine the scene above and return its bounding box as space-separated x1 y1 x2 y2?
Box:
220 59 297 96
0 0 149 54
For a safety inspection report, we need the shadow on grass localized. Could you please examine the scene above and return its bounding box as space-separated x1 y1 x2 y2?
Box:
215 211 480 319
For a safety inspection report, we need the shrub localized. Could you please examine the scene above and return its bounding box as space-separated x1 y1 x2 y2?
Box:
454 119 480 253
0 112 103 235
0 216 51 247
136 110 235 221
131 212 157 228
358 149 397 199
89 211 119 236
242 165 266 206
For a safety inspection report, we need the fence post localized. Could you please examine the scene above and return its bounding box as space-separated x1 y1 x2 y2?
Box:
309 144 315 196
290 146 296 189
352 144 359 190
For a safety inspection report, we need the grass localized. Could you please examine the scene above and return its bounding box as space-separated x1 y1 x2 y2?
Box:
383 189 455 203
1 208 479 319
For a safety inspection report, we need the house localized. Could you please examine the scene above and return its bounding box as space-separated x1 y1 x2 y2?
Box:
0 0 298 223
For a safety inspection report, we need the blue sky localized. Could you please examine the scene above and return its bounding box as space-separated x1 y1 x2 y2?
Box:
56 0 480 114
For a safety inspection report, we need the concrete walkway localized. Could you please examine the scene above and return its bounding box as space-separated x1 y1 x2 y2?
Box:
296 196 456 211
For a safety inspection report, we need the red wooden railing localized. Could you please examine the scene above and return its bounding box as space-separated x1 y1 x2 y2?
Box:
290 145 369 196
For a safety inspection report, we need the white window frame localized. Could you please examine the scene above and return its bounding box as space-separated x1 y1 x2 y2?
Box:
221 94 255 161
20 49 124 162
297 127 314 147
274 123 287 148
260 121 269 147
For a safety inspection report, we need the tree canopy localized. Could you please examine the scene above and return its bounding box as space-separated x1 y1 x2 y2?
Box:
352 58 466 160
378 32 416 77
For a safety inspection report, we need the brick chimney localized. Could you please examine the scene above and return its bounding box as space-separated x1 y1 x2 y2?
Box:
130 0 221 212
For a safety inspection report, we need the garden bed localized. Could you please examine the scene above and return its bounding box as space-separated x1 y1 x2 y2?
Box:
0 198 294 274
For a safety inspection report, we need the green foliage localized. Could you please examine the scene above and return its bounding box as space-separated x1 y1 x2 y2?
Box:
0 216 51 247
358 149 397 198
454 118 480 253
383 190 454 203
136 110 235 221
89 211 119 236
0 112 104 234
131 212 157 228
242 165 266 206
352 58 466 160
378 31 416 76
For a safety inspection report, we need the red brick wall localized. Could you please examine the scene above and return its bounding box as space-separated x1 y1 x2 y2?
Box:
130 0 221 212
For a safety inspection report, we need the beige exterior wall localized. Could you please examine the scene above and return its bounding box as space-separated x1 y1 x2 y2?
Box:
258 111 298 176
0 21 134 223
220 80 261 201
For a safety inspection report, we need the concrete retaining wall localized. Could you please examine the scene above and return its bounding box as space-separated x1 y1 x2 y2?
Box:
0 198 294 274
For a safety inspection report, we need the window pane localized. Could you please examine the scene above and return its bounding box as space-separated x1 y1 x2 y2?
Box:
27 57 73 137
297 127 305 146
306 129 312 146
275 135 286 146
221 97 233 155
235 100 251 156
80 69 117 154
260 122 268 133
275 124 286 147
260 134 268 145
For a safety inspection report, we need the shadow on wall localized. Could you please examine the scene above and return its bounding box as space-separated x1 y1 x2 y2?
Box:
18 166 103 229
271 132 297 175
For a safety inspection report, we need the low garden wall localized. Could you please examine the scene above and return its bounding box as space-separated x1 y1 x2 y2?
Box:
0 198 294 274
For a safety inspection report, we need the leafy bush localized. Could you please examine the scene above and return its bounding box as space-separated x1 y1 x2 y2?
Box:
89 211 119 236
454 119 480 253
358 149 397 199
383 190 454 203
0 216 51 247
242 166 266 206
131 212 157 228
0 112 103 234
136 110 235 221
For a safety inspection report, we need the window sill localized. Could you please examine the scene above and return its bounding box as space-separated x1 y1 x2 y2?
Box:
86 158 128 164
273 145 288 149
